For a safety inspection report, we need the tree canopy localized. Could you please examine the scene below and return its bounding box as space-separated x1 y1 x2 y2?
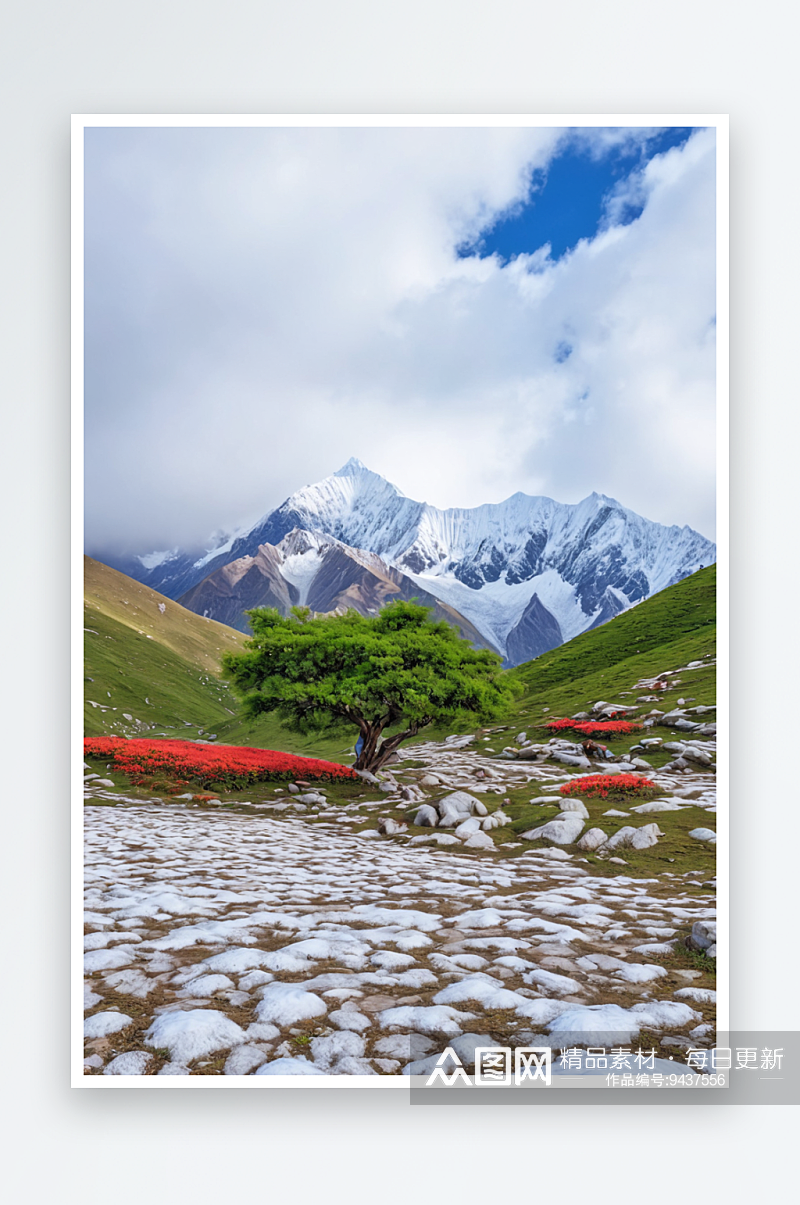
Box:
221 601 513 772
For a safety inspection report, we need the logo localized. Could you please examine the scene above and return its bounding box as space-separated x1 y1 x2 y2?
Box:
425 1048 471 1086
425 1046 552 1087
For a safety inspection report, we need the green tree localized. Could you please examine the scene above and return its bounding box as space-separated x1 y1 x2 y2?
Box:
222 600 513 773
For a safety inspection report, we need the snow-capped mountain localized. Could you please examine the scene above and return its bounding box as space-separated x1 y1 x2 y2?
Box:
177 527 494 651
105 458 716 666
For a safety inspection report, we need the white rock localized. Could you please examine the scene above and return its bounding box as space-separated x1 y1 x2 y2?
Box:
548 1004 641 1043
236 1028 277 1049
330 1009 372 1032
144 1009 247 1064
464 831 496 850
612 963 667 984
603 809 630 817
224 1045 269 1075
178 973 235 998
689 920 717 951
157 1063 191 1075
408 833 460 846
255 1057 326 1076
519 815 585 845
630 1001 702 1028
413 805 438 827
84 985 103 1010
604 824 661 851
675 987 717 1004
689 828 716 843
576 828 608 851
84 1011 133 1038
454 817 482 838
630 800 682 813
379 1006 471 1037
103 1051 153 1075
255 983 328 1027
83 947 136 973
377 817 407 836
524 967 582 994
558 798 589 818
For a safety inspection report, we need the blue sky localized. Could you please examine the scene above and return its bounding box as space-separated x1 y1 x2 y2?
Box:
460 128 697 263
83 124 716 554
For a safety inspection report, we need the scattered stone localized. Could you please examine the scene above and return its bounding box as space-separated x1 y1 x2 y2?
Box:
463 831 495 851
103 1051 153 1075
519 814 585 845
689 828 716 843
377 817 408 836
687 921 716 952
559 798 589 819
576 828 608 851
84 1011 134 1038
603 824 662 851
144 1009 248 1063
413 805 438 827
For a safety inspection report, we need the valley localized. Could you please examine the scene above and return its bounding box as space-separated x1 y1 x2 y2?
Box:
82 558 718 1078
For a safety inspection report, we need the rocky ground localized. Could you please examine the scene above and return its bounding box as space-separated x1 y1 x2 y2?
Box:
83 707 717 1078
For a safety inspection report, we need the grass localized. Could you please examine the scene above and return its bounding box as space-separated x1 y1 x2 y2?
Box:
84 556 356 763
84 558 715 785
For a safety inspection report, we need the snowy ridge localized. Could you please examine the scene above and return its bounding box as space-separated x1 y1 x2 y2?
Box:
119 459 715 665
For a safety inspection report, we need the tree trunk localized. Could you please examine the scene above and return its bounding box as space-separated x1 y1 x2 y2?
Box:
356 722 424 773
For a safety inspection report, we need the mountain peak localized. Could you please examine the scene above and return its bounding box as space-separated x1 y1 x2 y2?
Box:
334 456 370 477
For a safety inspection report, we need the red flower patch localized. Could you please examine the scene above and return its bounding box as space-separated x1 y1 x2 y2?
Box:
560 773 658 799
83 737 357 791
545 718 643 737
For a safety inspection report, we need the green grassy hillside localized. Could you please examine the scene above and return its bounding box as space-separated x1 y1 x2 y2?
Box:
507 564 716 722
85 556 715 765
84 556 354 761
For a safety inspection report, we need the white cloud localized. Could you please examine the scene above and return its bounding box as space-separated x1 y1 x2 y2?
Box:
84 125 716 554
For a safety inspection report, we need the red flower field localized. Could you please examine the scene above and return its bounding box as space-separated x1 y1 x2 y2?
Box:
560 773 658 799
83 737 358 791
545 718 643 737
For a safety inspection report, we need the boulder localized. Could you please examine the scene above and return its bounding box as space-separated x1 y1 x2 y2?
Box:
463 831 496 851
681 747 713 766
559 798 589 819
549 753 592 769
408 834 461 846
689 827 716 843
419 774 440 787
604 823 662 851
688 921 716 952
454 817 481 839
436 791 486 827
377 818 408 836
413 805 438 828
576 828 608 851
519 814 585 845
481 810 511 831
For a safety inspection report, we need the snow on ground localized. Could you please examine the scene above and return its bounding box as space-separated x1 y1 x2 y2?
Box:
83 754 716 1077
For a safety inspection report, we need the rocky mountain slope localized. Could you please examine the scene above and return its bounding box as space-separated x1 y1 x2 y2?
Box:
100 460 715 666
177 527 496 649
